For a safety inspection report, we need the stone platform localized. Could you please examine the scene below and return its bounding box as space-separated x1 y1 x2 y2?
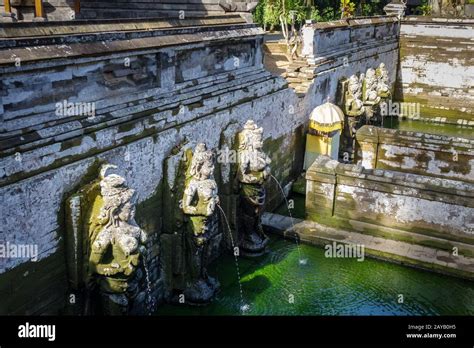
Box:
263 212 474 280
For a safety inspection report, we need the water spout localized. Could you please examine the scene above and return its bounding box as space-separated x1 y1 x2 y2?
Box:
142 252 156 315
216 203 248 314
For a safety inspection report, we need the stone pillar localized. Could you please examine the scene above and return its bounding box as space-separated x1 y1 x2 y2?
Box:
355 125 379 169
33 0 46 21
305 155 338 222
383 1 407 19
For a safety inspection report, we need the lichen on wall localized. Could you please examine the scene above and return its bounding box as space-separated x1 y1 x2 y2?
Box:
398 18 474 123
356 125 474 183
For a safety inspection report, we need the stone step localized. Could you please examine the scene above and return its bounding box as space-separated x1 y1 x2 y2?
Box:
297 72 315 79
285 71 301 78
300 67 317 74
262 213 474 280
287 63 304 69
263 42 287 55
286 77 306 83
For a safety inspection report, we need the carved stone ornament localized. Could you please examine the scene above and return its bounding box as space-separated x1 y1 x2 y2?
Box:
181 143 220 304
236 120 271 257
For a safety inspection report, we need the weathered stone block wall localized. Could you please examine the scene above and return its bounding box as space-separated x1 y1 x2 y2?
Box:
355 125 474 183
397 17 474 124
0 0 255 21
306 155 474 244
0 18 303 314
300 16 400 117
78 0 225 19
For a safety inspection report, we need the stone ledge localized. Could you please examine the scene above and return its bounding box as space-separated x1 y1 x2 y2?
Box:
402 16 474 25
357 125 474 150
0 14 245 35
0 27 262 67
306 15 399 30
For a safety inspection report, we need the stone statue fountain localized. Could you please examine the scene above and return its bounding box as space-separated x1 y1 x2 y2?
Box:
344 75 365 117
236 120 271 257
88 164 148 314
339 65 392 161
362 68 382 116
376 63 391 99
181 143 220 304
344 74 365 140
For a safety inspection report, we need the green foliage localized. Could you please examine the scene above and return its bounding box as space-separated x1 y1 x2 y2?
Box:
263 1 282 27
253 0 281 29
359 0 383 16
283 0 308 23
252 0 390 29
340 0 356 18
415 0 432 15
254 0 319 28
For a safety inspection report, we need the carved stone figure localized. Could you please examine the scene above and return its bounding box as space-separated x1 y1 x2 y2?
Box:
88 164 147 315
362 68 381 105
344 75 365 118
182 143 220 304
376 63 391 98
343 74 366 143
361 68 382 122
236 120 271 256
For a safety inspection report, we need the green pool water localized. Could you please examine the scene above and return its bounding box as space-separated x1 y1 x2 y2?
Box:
155 237 474 316
382 118 474 139
155 118 474 316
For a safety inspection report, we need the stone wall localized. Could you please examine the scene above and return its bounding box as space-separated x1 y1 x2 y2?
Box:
306 155 474 244
0 0 255 21
0 17 304 314
78 0 225 19
355 125 474 183
397 17 474 124
299 16 400 117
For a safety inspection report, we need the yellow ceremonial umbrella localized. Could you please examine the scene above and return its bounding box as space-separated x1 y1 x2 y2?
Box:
304 102 344 169
309 102 344 134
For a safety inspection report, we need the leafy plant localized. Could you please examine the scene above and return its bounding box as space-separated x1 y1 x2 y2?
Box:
416 0 432 15
252 0 390 28
340 0 356 18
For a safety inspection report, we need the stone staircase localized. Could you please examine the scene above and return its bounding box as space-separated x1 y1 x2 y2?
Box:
263 37 315 98
282 58 315 96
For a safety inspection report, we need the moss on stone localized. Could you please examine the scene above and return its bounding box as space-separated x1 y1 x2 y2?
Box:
117 122 136 133
60 137 83 152
135 181 164 237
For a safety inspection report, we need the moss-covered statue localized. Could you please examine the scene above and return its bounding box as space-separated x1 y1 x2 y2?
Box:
362 68 381 106
182 143 220 304
236 120 271 257
343 74 365 140
360 68 382 123
344 75 365 118
376 63 391 98
88 165 147 314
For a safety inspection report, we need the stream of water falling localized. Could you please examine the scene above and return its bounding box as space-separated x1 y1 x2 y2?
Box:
216 204 248 313
269 174 306 265
142 256 156 315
